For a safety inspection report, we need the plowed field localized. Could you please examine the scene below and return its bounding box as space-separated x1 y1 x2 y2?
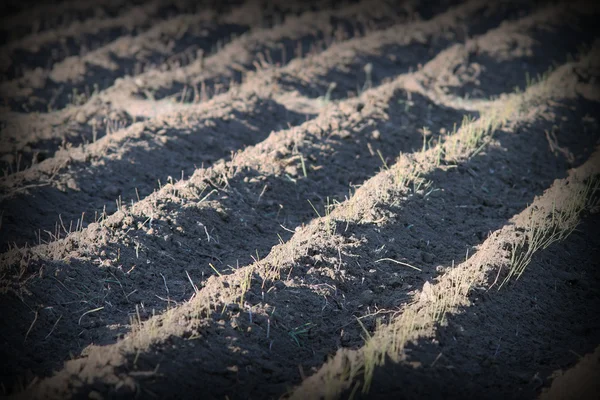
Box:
1 0 599 399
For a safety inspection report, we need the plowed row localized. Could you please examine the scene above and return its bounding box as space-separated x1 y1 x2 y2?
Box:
1 0 599 399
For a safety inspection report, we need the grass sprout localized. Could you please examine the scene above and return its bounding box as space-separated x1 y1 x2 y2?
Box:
288 322 313 347
497 176 599 289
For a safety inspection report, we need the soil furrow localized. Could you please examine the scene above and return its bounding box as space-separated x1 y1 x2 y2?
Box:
0 71 474 387
0 0 588 249
0 0 559 253
0 0 545 248
0 0 218 82
4 45 598 398
0 13 248 113
419 0 600 103
121 0 426 103
2 2 536 180
292 149 600 400
0 2 412 180
0 0 490 245
350 213 600 400
0 0 136 46
0 0 349 113
0 94 318 249
130 0 533 104
0 0 416 180
0 0 341 57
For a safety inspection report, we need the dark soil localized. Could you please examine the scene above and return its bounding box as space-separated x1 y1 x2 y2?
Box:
352 213 600 400
1 0 599 399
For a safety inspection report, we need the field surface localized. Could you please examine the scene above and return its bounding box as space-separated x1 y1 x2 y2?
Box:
1 0 599 398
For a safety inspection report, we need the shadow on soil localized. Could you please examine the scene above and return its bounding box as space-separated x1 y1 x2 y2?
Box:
3 94 597 397
2 23 251 112
1 1 219 81
0 97 314 249
1 88 474 392
445 14 599 99
275 0 537 101
138 0 469 104
348 213 600 400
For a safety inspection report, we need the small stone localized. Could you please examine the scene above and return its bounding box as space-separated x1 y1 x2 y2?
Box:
338 129 351 139
285 165 298 176
66 178 78 190
75 112 87 124
371 130 381 140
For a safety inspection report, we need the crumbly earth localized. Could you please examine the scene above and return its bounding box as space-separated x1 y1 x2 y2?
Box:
0 0 599 399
